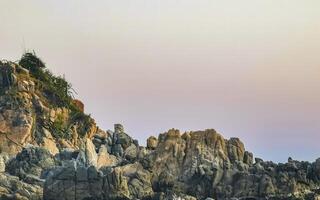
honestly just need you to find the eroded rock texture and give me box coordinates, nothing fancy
[1,56,320,200]
[43,128,320,200]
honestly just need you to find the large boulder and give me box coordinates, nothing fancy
[97,146,118,169]
[44,162,104,200]
[114,124,133,146]
[147,136,158,150]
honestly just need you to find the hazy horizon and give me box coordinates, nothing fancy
[1,0,320,162]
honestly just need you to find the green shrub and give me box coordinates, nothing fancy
[17,52,93,139]
[40,72,74,107]
[19,52,75,107]
[19,52,45,73]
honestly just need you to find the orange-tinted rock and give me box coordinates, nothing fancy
[72,99,84,112]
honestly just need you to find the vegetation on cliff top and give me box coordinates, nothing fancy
[19,52,74,108]
[1,52,94,139]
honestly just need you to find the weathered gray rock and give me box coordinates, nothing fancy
[147,136,158,150]
[44,161,155,200]
[84,138,98,167]
[0,173,42,200]
[112,143,124,157]
[44,163,104,200]
[97,145,118,169]
[6,146,55,184]
[243,151,253,165]
[124,143,138,161]
[227,137,245,162]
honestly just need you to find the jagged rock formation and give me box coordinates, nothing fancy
[43,127,320,200]
[1,54,320,200]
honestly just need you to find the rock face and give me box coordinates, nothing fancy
[1,56,320,200]
[44,161,153,200]
[142,129,252,199]
[6,146,55,185]
[42,127,320,200]
[0,60,100,156]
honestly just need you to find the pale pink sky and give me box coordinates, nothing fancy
[1,0,320,162]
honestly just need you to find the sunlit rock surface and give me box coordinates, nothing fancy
[1,56,320,200]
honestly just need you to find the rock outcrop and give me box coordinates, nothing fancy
[0,59,100,157]
[42,127,320,200]
[1,55,320,200]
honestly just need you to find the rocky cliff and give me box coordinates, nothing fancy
[0,54,320,200]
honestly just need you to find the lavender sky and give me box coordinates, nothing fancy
[1,0,320,162]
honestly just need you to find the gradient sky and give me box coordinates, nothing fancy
[1,0,320,162]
